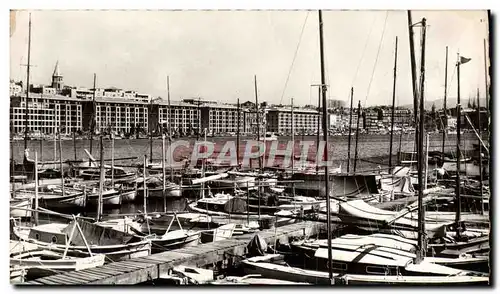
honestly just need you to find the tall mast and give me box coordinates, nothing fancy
[407,11,419,133]
[353,100,361,173]
[318,10,333,283]
[97,135,104,222]
[346,87,354,173]
[388,36,399,173]
[237,98,241,167]
[89,73,96,166]
[316,86,321,174]
[149,99,153,163]
[416,17,427,263]
[59,131,65,199]
[455,52,462,236]
[24,13,32,151]
[167,76,173,182]
[483,38,489,130]
[442,46,448,162]
[291,97,294,174]
[254,75,262,171]
[477,88,484,215]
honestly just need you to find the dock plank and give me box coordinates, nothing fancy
[64,272,99,283]
[42,274,80,285]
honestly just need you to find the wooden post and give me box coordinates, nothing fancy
[34,152,39,225]
[389,36,399,173]
[97,135,104,222]
[40,138,43,162]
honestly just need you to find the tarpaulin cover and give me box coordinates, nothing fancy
[246,234,267,257]
[224,198,247,213]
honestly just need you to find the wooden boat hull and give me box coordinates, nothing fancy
[137,186,182,199]
[120,189,137,203]
[10,198,32,218]
[285,173,379,198]
[10,251,106,280]
[86,193,122,208]
[150,232,200,254]
[242,255,334,285]
[340,274,489,285]
[40,193,86,210]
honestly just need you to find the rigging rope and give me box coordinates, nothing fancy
[364,11,389,108]
[279,11,310,105]
[350,14,378,87]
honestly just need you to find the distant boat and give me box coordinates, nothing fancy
[259,132,278,141]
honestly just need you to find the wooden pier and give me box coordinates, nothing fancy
[20,221,324,285]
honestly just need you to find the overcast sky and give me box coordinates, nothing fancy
[10,10,489,107]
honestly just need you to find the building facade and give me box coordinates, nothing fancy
[266,107,321,135]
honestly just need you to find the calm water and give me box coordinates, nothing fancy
[12,132,483,167]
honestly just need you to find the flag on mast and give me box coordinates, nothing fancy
[458,56,471,65]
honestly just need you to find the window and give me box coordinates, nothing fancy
[366,266,388,275]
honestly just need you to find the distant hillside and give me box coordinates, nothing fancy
[401,98,488,111]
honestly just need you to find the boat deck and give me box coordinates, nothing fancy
[19,221,323,285]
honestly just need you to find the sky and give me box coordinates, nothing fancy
[9,10,489,108]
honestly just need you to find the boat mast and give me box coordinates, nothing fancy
[416,17,427,263]
[316,86,321,174]
[483,38,489,132]
[237,98,241,167]
[455,52,462,238]
[291,98,295,196]
[59,130,65,199]
[442,46,449,162]
[407,11,419,153]
[162,133,166,212]
[97,135,104,222]
[111,133,115,186]
[318,10,333,283]
[34,152,39,225]
[353,100,361,173]
[149,99,153,163]
[167,76,173,182]
[347,87,354,173]
[89,73,96,166]
[477,88,484,215]
[388,36,399,173]
[24,13,32,151]
[254,75,262,171]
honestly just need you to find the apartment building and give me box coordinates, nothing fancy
[266,107,321,135]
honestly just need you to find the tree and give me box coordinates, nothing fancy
[468,99,472,109]
[472,99,477,109]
